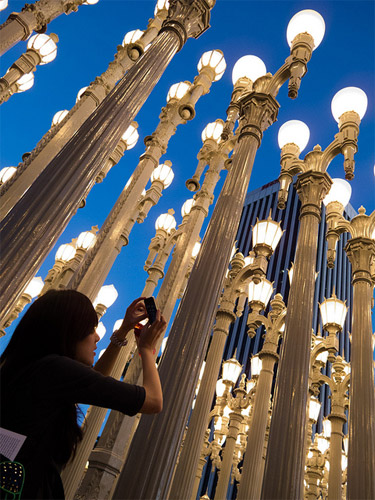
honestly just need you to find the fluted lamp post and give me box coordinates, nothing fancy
[323,194,375,499]
[263,85,367,499]
[93,284,118,320]
[0,33,58,104]
[137,162,174,222]
[0,0,215,319]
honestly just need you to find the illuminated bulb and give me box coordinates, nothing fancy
[216,379,226,397]
[278,120,310,152]
[93,284,118,308]
[155,211,176,233]
[16,72,34,92]
[122,29,144,46]
[287,10,325,49]
[248,279,274,309]
[197,50,226,81]
[0,0,8,11]
[167,81,190,102]
[52,110,69,126]
[76,86,88,102]
[232,55,267,85]
[331,87,368,122]
[323,178,352,208]
[121,122,139,149]
[181,198,195,217]
[55,243,76,262]
[222,356,242,385]
[154,0,169,15]
[27,33,58,64]
[192,242,201,258]
[96,322,106,340]
[151,163,174,188]
[0,167,17,184]
[201,119,224,143]
[76,230,96,250]
[23,276,44,298]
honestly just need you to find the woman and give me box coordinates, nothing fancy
[0,289,166,499]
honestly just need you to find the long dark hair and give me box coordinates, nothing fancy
[1,289,98,462]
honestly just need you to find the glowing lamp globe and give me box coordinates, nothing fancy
[23,276,44,298]
[122,29,144,46]
[198,50,226,81]
[222,357,242,385]
[96,322,106,340]
[0,0,8,11]
[316,435,329,454]
[278,120,310,152]
[16,72,34,92]
[192,242,201,258]
[316,350,329,364]
[320,294,347,331]
[83,0,99,4]
[27,33,58,64]
[0,166,17,184]
[94,284,118,308]
[155,212,176,233]
[113,319,123,332]
[251,356,262,376]
[52,110,69,126]
[201,119,224,143]
[121,122,139,149]
[215,379,226,397]
[76,86,88,102]
[154,0,169,15]
[331,87,368,122]
[342,454,348,471]
[287,10,325,50]
[151,163,174,188]
[309,397,321,421]
[252,216,283,251]
[232,55,267,85]
[55,243,76,262]
[167,81,190,102]
[323,418,331,438]
[181,198,195,217]
[323,178,352,208]
[76,230,96,250]
[248,279,273,309]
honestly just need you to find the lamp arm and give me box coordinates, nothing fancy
[247,311,271,331]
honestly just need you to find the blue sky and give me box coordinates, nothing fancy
[1,0,374,360]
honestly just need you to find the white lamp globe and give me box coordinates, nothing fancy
[232,55,267,85]
[121,122,139,149]
[76,230,97,250]
[27,33,58,64]
[167,81,190,102]
[155,211,176,233]
[96,322,106,340]
[287,10,325,50]
[0,0,8,11]
[23,276,44,298]
[55,243,76,262]
[331,87,368,122]
[201,119,224,143]
[323,178,352,208]
[192,242,201,258]
[278,120,310,152]
[151,163,174,188]
[83,0,99,4]
[154,0,169,15]
[16,72,34,92]
[94,284,118,308]
[113,319,123,332]
[181,198,195,217]
[76,86,88,102]
[52,110,69,126]
[122,29,144,47]
[0,166,17,184]
[197,50,226,81]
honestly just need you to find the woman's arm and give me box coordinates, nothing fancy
[93,297,147,376]
[137,311,166,414]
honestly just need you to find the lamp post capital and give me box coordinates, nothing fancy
[295,170,332,221]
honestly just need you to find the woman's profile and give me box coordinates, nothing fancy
[0,289,166,499]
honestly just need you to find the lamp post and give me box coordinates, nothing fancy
[66,52,224,302]
[93,284,118,319]
[0,0,214,319]
[0,5,169,220]
[0,33,58,104]
[0,0,98,56]
[171,215,282,500]
[262,85,366,499]
[165,11,320,492]
[323,193,375,498]
[237,293,286,500]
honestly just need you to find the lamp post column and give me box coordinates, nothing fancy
[112,91,279,500]
[345,235,375,499]
[261,171,332,499]
[0,0,213,319]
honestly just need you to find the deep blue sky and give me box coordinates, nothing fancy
[1,0,374,359]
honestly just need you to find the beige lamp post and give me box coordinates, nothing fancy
[0,276,44,336]
[171,216,282,500]
[122,10,321,498]
[304,439,325,500]
[237,293,286,500]
[66,53,224,302]
[0,0,215,319]
[323,195,375,499]
[262,85,367,499]
[0,0,97,56]
[0,5,169,220]
[0,33,58,104]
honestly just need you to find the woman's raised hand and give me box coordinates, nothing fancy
[118,297,148,335]
[136,310,167,353]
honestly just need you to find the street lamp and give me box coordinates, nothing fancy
[52,110,69,126]
[93,284,118,319]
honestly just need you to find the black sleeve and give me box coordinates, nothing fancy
[35,355,145,416]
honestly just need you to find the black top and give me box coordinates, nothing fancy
[1,354,145,499]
